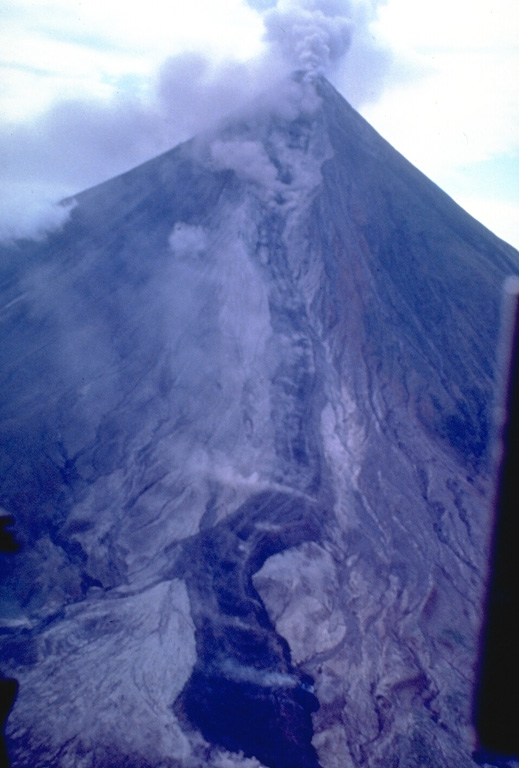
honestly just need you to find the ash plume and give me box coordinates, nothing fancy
[263,0,386,76]
[0,0,389,242]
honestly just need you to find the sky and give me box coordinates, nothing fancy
[0,0,518,247]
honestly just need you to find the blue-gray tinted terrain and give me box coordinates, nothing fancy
[0,75,518,768]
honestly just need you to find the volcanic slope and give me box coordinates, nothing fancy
[1,75,518,768]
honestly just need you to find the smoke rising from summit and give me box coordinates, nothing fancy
[1,1,517,248]
[263,0,385,76]
[0,1,391,242]
[264,1,353,75]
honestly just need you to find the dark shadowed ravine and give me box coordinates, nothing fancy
[174,492,323,768]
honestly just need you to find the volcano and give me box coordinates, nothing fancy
[0,75,518,768]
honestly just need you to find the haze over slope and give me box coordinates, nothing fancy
[0,75,518,768]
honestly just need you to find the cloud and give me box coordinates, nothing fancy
[360,48,519,176]
[0,51,294,204]
[8,0,516,247]
[0,75,252,244]
[156,53,277,140]
[0,0,395,230]
[454,197,519,251]
[0,184,76,243]
[213,750,263,768]
[374,0,518,53]
[0,0,265,122]
[0,98,164,243]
